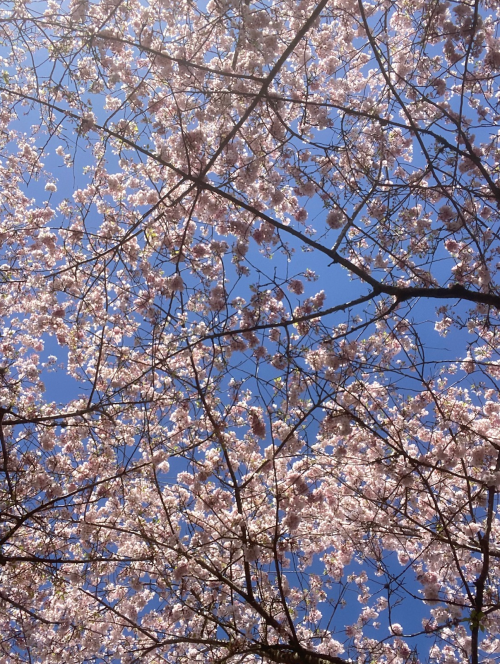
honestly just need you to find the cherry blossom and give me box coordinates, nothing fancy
[0,0,499,662]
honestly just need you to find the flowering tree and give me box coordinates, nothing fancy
[0,0,500,661]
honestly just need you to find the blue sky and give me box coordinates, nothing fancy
[0,2,494,661]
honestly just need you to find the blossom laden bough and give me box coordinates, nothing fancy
[0,0,499,662]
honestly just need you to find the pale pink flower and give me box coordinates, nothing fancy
[295,208,308,223]
[169,273,184,293]
[326,209,344,229]
[249,408,266,438]
[461,353,475,374]
[288,279,304,295]
[438,205,455,222]
[285,511,301,530]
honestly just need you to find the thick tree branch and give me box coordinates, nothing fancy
[258,645,347,664]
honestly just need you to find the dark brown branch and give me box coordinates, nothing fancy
[0,409,13,496]
[0,554,151,564]
[329,251,500,309]
[79,588,160,643]
[356,0,500,206]
[0,463,149,547]
[258,645,346,664]
[2,91,500,312]
[470,450,500,664]
[0,589,60,625]
[94,32,266,82]
[391,283,500,307]
[200,0,331,178]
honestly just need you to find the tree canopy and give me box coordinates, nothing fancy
[0,0,500,662]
